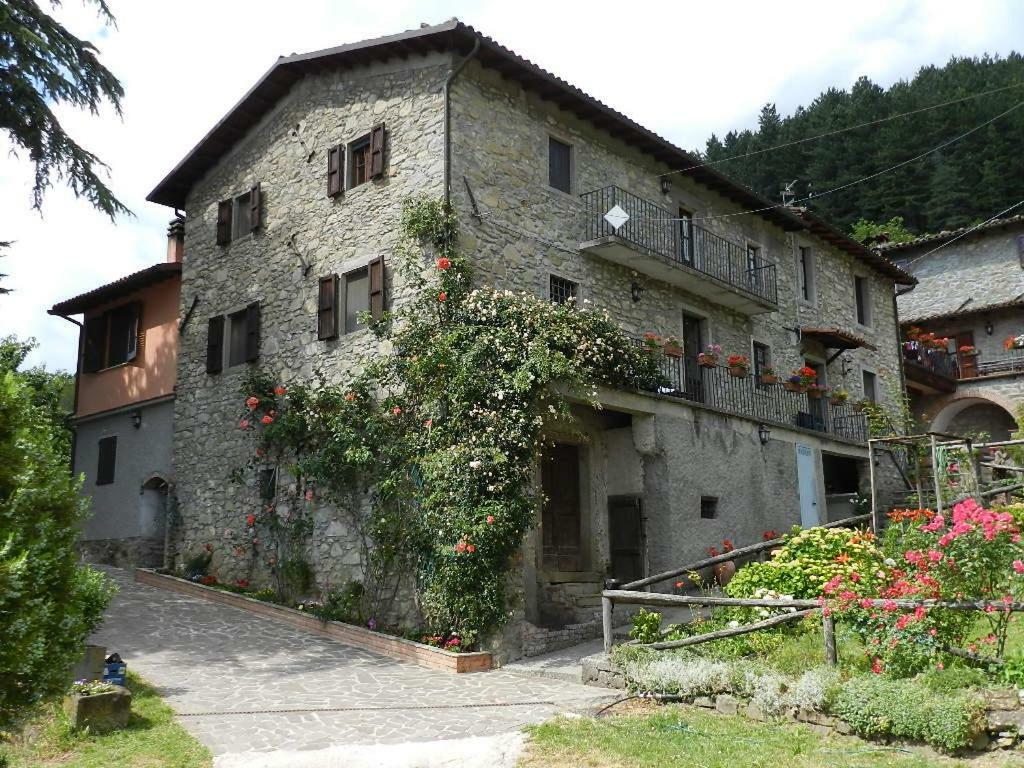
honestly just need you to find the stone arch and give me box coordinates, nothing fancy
[141,473,171,492]
[930,393,1018,440]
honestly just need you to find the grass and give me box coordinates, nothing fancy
[520,704,1024,768]
[0,672,211,768]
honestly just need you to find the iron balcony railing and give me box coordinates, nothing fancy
[976,349,1024,377]
[631,339,868,443]
[581,185,778,306]
[901,341,960,380]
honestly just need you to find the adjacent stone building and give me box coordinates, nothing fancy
[147,20,913,658]
[49,221,183,567]
[881,215,1024,440]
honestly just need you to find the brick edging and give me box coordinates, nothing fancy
[133,569,492,674]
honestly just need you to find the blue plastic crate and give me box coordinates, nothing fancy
[102,662,127,687]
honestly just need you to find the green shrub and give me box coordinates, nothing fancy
[629,608,663,644]
[918,665,991,694]
[309,581,365,624]
[832,675,985,752]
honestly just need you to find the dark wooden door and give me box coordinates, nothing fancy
[681,313,705,403]
[956,331,977,378]
[608,496,644,584]
[542,443,582,571]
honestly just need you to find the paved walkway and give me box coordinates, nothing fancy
[91,568,616,766]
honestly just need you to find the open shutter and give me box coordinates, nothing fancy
[216,200,232,245]
[368,255,385,322]
[369,123,385,179]
[82,315,106,373]
[125,302,141,362]
[318,275,338,340]
[327,145,343,197]
[206,316,224,374]
[245,302,260,362]
[249,184,262,232]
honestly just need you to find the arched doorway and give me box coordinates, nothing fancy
[140,475,170,568]
[931,397,1018,441]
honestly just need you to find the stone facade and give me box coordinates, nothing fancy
[165,37,906,660]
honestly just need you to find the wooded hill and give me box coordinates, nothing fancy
[701,54,1024,237]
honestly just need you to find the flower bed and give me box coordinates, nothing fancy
[134,569,492,673]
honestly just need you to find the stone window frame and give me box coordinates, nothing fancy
[861,366,879,403]
[225,306,252,369]
[853,274,873,330]
[796,243,817,307]
[546,271,583,305]
[546,133,575,199]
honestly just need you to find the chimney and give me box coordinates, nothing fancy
[166,215,185,263]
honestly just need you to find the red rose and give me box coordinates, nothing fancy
[436,257,451,270]
[274,386,286,396]
[246,396,260,410]
[438,291,447,302]
[239,419,250,429]
[486,515,495,524]
[261,415,273,425]
[392,406,402,415]
[245,514,256,527]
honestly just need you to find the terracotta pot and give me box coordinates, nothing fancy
[807,388,823,399]
[698,357,718,369]
[760,374,778,385]
[713,560,737,587]
[852,402,865,413]
[829,396,847,407]
[727,366,748,378]
[664,343,683,358]
[783,381,805,393]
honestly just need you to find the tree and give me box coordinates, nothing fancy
[0,335,74,460]
[0,370,115,733]
[0,0,128,218]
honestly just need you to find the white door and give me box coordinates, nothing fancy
[796,444,819,528]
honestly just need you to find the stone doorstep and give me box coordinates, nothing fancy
[133,569,492,674]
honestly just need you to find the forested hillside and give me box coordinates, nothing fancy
[701,54,1024,237]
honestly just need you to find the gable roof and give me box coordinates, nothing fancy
[146,19,912,286]
[877,213,1024,254]
[49,263,181,316]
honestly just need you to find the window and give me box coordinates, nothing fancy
[216,184,261,245]
[753,342,770,388]
[349,136,370,188]
[205,303,259,374]
[344,268,370,333]
[700,496,718,519]
[798,246,815,302]
[678,208,694,263]
[549,275,578,304]
[82,303,140,372]
[855,276,871,326]
[96,436,117,486]
[862,369,878,402]
[259,467,277,501]
[747,244,761,273]
[548,137,572,194]
[227,309,250,367]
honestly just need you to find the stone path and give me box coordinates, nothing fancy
[91,568,616,765]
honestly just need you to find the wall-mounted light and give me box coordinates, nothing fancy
[985,318,994,335]
[757,423,771,445]
[131,409,142,429]
[659,176,672,195]
[630,281,645,303]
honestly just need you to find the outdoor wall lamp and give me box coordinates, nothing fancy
[985,318,994,335]
[630,281,645,302]
[758,423,771,445]
[131,409,142,429]
[659,176,672,195]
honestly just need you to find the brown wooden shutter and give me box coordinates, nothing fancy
[368,255,385,321]
[216,200,232,245]
[245,302,260,362]
[125,302,141,362]
[327,145,343,197]
[249,184,262,232]
[369,124,385,179]
[1017,234,1024,267]
[82,315,106,373]
[318,275,338,340]
[206,315,224,374]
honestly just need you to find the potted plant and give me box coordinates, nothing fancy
[806,383,827,399]
[663,335,683,358]
[829,387,849,406]
[1005,335,1024,351]
[959,344,978,357]
[697,343,722,368]
[726,354,750,378]
[641,332,663,353]
[852,398,868,413]
[709,540,736,586]
[784,366,816,393]
[759,365,778,385]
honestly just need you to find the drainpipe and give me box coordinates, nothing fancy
[443,36,480,205]
[891,286,913,433]
[52,312,83,474]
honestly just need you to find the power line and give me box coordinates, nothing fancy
[662,81,1024,179]
[900,199,1024,269]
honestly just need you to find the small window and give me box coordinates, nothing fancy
[798,246,815,302]
[350,136,371,189]
[232,190,252,236]
[548,137,572,194]
[96,436,117,486]
[753,342,770,387]
[700,496,718,520]
[216,185,261,245]
[862,370,878,402]
[549,275,578,305]
[855,276,871,326]
[227,309,250,367]
[259,467,277,502]
[344,268,370,333]
[678,208,694,263]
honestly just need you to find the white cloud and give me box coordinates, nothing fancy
[2,0,1021,370]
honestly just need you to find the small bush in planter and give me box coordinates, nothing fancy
[829,387,849,406]
[759,366,778,384]
[697,343,722,367]
[726,355,750,378]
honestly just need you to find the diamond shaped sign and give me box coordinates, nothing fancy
[603,204,629,231]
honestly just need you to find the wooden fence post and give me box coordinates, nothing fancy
[822,613,838,666]
[602,595,613,654]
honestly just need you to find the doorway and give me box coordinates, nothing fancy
[956,331,977,378]
[542,443,583,572]
[796,444,820,528]
[681,312,705,403]
[608,496,645,584]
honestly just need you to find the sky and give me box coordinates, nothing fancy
[2,0,1023,371]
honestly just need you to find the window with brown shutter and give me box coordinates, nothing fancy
[249,184,261,231]
[81,303,141,372]
[368,255,385,322]
[350,136,370,188]
[216,200,232,245]
[370,123,385,179]
[245,302,260,362]
[216,186,262,244]
[83,315,106,373]
[327,145,343,197]
[206,315,225,374]
[96,436,117,486]
[318,275,339,340]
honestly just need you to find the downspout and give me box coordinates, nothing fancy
[892,285,913,434]
[443,36,480,205]
[52,312,83,475]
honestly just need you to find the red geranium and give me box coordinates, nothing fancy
[436,257,451,270]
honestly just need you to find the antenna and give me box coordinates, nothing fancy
[780,179,798,206]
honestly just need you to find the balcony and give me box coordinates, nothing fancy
[631,340,868,444]
[973,349,1024,378]
[580,186,778,314]
[902,341,959,394]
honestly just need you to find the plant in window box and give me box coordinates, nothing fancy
[663,335,683,358]
[697,343,722,368]
[726,354,750,378]
[905,326,923,341]
[784,366,816,393]
[959,344,979,357]
[829,387,850,406]
[1004,335,1024,351]
[641,331,663,353]
[806,383,827,399]
[851,398,869,413]
[759,365,778,385]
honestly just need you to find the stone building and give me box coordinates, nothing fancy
[881,215,1024,441]
[147,20,913,658]
[49,221,184,567]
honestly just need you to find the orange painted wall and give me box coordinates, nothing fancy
[76,276,180,417]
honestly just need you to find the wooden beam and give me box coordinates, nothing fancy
[639,609,816,650]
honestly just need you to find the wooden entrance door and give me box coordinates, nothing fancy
[608,496,644,584]
[542,443,582,571]
[681,312,705,403]
[956,331,977,378]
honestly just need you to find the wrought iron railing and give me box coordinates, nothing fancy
[581,185,778,306]
[901,341,960,380]
[630,339,867,443]
[976,349,1024,377]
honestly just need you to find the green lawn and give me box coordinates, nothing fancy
[1,672,211,768]
[520,705,1024,768]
